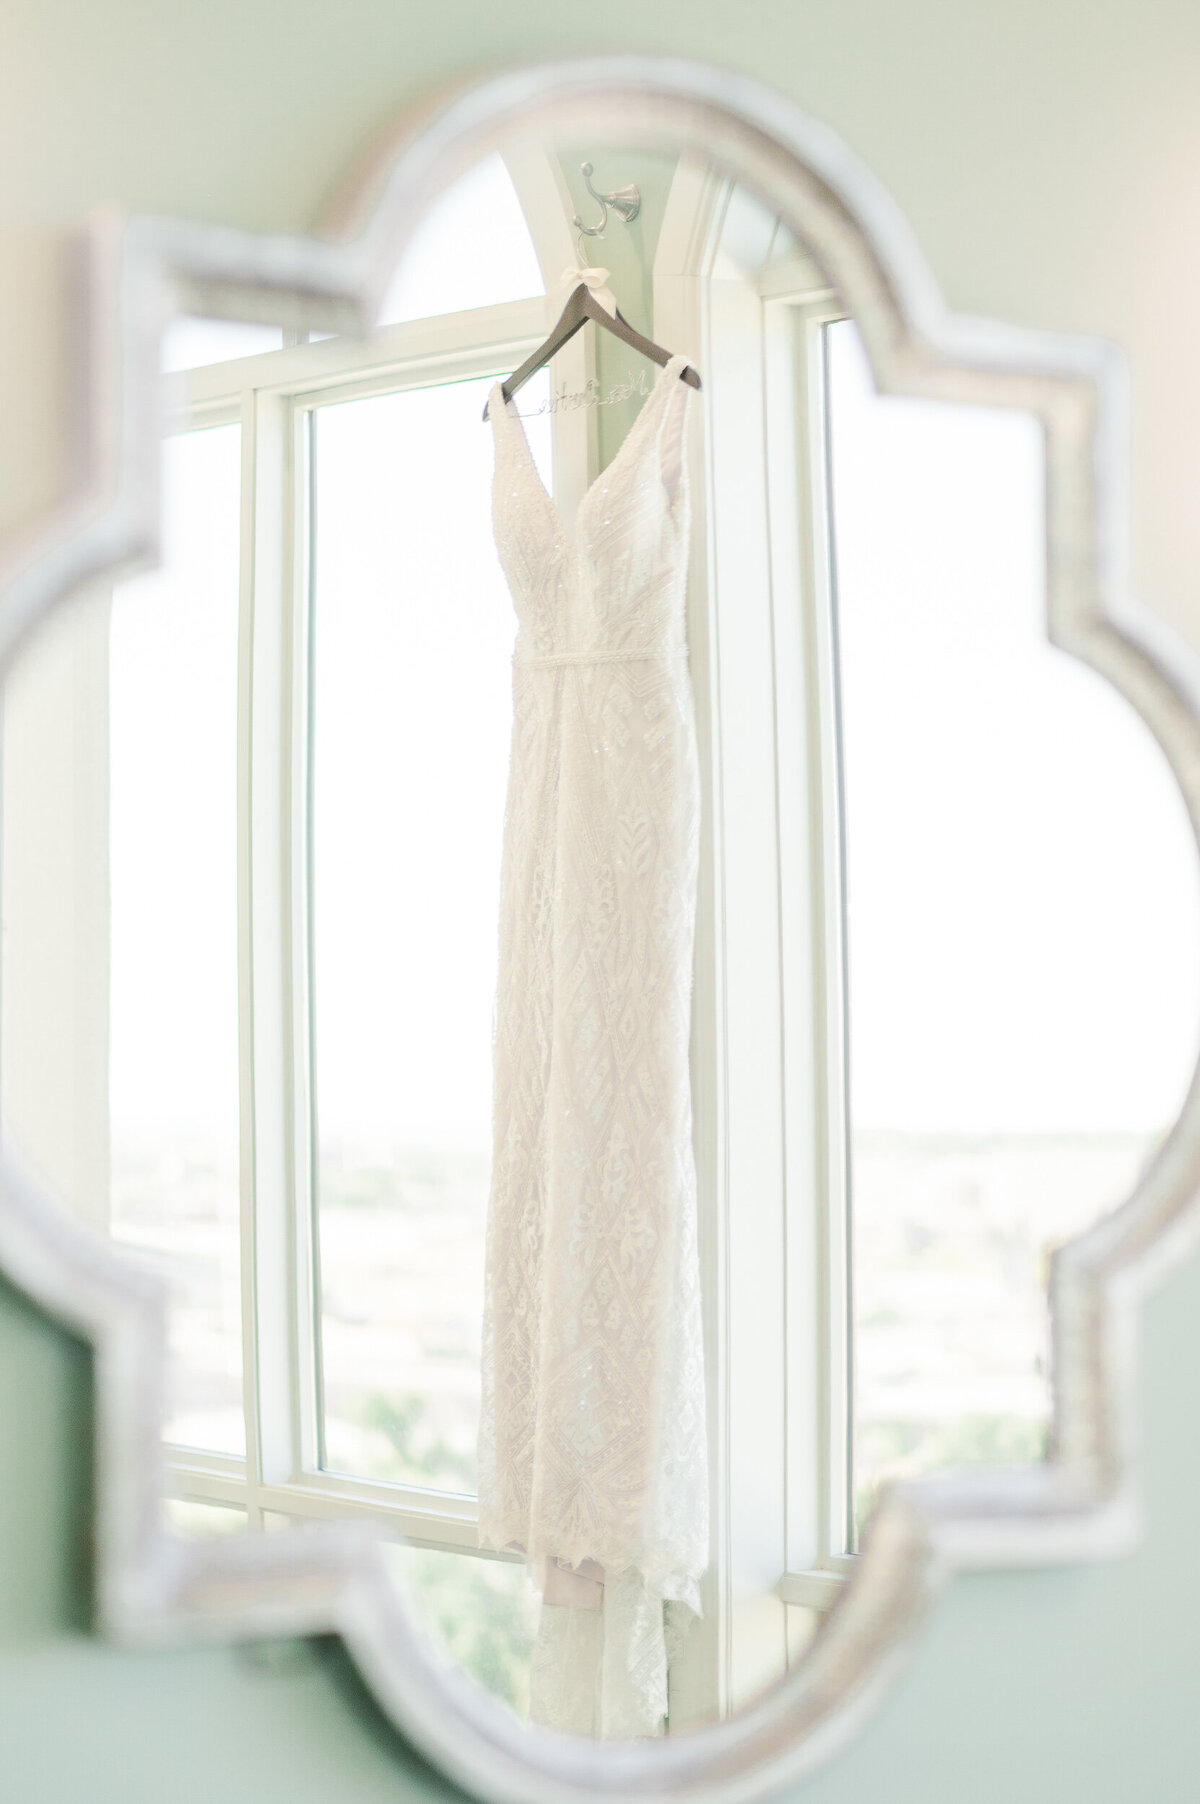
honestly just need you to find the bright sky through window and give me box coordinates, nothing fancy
[310,368,552,1491]
[826,318,1200,1523]
[827,319,1200,1138]
[379,153,545,324]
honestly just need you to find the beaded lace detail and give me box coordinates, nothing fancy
[479,357,708,1737]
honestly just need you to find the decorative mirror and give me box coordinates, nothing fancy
[1,53,1198,1800]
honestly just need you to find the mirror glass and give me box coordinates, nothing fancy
[3,117,1197,1740]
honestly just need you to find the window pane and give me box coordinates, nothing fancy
[824,319,1200,1532]
[378,155,544,325]
[110,424,244,1457]
[311,371,551,1493]
[384,1545,538,1718]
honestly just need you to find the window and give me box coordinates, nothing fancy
[115,208,557,1558]
[823,320,1199,1528]
[2,145,1196,1733]
[654,164,1199,1719]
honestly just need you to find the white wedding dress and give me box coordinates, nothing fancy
[478,355,709,1739]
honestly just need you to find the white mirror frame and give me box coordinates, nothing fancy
[2,52,1199,1804]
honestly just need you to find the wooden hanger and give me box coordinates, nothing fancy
[483,281,702,421]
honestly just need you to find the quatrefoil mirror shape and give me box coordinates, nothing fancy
[1,52,1199,1804]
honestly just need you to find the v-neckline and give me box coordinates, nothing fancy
[492,354,689,552]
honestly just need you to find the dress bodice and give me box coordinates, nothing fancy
[487,354,693,665]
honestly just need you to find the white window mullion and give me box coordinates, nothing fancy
[244,384,310,1502]
[768,299,823,1586]
[237,384,264,1506]
[810,316,853,1566]
[708,243,791,1720]
[290,399,324,1481]
[773,301,855,1579]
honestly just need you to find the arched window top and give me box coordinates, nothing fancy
[378,153,546,325]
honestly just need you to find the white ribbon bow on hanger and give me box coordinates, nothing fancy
[546,264,618,325]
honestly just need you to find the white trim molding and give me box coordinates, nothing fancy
[0,52,1197,1804]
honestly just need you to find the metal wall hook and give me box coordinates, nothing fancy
[571,160,642,248]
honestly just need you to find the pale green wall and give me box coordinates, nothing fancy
[3,2,1200,1798]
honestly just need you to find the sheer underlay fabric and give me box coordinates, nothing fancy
[479,357,708,1739]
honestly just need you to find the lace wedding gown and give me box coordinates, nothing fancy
[479,356,708,1739]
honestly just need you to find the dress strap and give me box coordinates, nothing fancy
[656,354,695,514]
